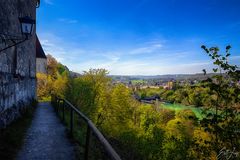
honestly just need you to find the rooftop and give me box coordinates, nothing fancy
[36,36,46,59]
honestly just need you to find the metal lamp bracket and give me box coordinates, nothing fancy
[0,34,28,53]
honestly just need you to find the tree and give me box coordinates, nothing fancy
[37,54,70,100]
[36,73,53,99]
[104,84,136,136]
[163,118,194,160]
[200,45,240,157]
[46,54,58,79]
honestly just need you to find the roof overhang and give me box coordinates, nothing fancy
[36,36,47,59]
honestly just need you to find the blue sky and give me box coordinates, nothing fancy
[37,0,240,75]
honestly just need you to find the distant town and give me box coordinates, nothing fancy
[110,73,217,89]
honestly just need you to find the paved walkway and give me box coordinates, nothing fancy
[17,102,75,160]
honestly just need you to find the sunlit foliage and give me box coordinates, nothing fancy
[38,45,240,159]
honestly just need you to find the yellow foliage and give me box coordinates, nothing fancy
[36,73,53,99]
[165,118,194,140]
[188,128,216,159]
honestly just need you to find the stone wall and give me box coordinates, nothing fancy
[0,0,39,128]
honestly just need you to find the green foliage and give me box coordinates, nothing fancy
[176,109,197,121]
[57,63,68,75]
[135,88,161,99]
[200,45,240,157]
[158,109,176,124]
[46,44,240,159]
[65,68,209,159]
[162,136,190,160]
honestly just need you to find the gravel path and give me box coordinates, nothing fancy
[16,102,75,160]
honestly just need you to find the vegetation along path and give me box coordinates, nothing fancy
[16,102,75,160]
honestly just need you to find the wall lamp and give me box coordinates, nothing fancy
[0,16,36,53]
[36,0,40,8]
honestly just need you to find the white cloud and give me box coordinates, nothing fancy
[41,39,55,48]
[68,58,214,75]
[38,33,70,62]
[38,32,218,75]
[110,61,213,75]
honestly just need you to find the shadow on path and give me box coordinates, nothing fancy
[17,102,75,160]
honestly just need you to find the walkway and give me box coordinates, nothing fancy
[17,102,75,160]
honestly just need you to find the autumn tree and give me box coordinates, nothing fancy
[37,54,69,100]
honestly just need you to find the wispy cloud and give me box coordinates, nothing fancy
[69,59,214,75]
[38,32,219,75]
[38,33,69,62]
[44,0,54,5]
[41,39,55,48]
[230,56,240,60]
[58,18,78,24]
[129,42,163,55]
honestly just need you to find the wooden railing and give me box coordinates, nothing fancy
[51,96,121,160]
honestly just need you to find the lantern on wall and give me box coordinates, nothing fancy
[19,16,36,38]
[0,16,36,52]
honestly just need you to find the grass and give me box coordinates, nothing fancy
[38,96,51,102]
[160,103,203,119]
[0,102,36,160]
[53,102,87,159]
[53,101,109,160]
[131,80,146,85]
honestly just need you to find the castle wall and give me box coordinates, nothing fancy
[0,0,38,128]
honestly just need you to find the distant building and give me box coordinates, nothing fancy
[36,36,47,73]
[163,81,174,90]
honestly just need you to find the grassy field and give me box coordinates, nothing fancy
[131,80,146,85]
[160,103,203,119]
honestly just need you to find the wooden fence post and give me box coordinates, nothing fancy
[84,125,91,160]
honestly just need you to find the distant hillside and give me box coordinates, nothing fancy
[110,73,219,81]
[69,71,82,78]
